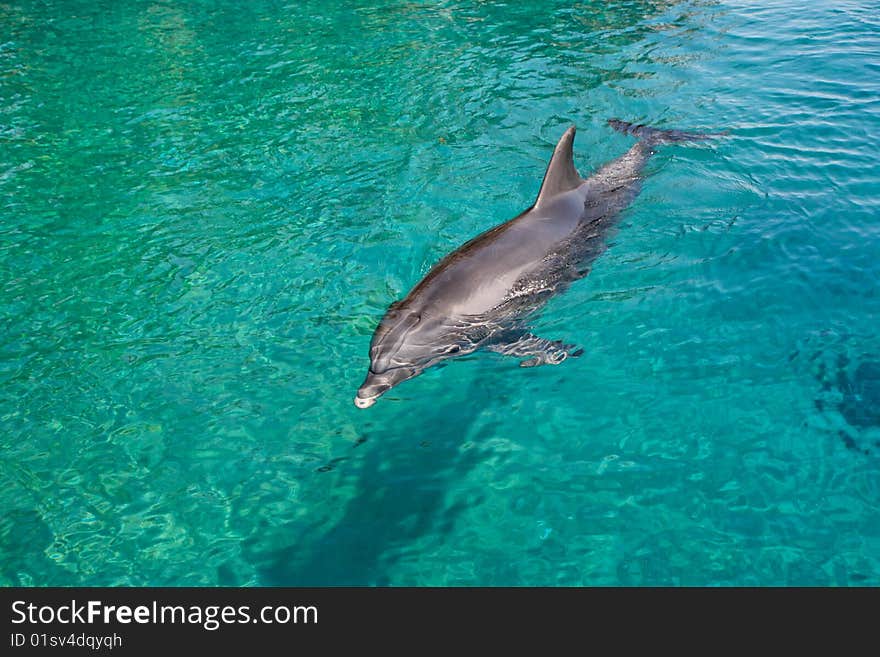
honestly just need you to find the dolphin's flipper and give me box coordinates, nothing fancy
[488,332,583,367]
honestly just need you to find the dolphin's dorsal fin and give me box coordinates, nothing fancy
[534,126,582,208]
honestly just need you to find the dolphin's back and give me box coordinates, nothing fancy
[402,134,660,320]
[406,188,590,317]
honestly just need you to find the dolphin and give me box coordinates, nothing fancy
[355,119,714,408]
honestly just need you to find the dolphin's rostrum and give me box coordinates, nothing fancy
[355,120,714,408]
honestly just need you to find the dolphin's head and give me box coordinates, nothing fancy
[354,301,466,409]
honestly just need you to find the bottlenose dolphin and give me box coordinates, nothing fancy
[355,119,713,408]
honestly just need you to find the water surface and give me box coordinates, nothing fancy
[2,0,879,585]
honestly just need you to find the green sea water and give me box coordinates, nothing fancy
[2,0,879,586]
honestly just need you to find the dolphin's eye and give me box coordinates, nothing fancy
[449,345,461,354]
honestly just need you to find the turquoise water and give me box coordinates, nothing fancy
[2,0,879,586]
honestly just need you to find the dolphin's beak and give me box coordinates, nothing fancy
[354,367,415,409]
[354,395,377,409]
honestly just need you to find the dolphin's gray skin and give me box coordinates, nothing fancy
[355,119,713,408]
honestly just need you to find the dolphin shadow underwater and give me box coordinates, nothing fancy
[356,119,718,408]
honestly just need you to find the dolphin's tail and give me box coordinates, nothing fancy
[607,118,719,145]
